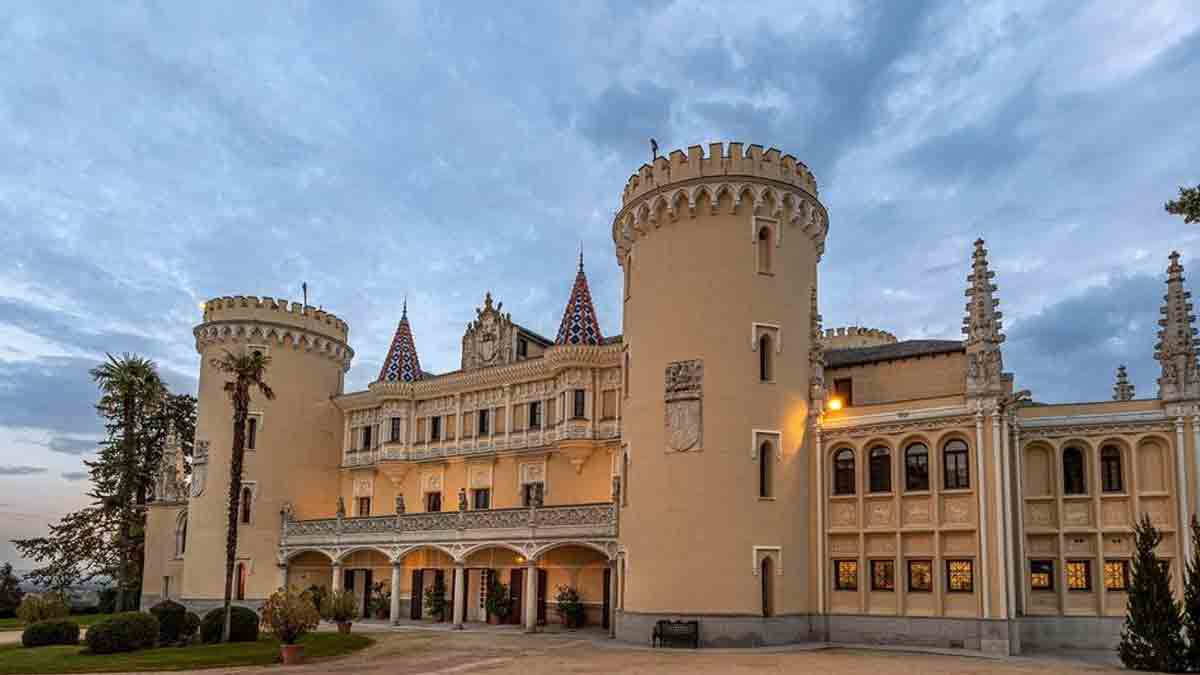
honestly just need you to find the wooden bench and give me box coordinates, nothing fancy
[652,619,699,648]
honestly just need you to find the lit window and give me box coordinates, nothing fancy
[1063,447,1086,494]
[1101,446,1123,493]
[869,447,891,493]
[871,560,895,591]
[1030,560,1054,590]
[908,560,932,592]
[943,439,969,489]
[833,378,853,407]
[835,560,858,591]
[1067,560,1092,591]
[1105,561,1129,591]
[946,560,974,592]
[833,449,855,495]
[905,443,929,491]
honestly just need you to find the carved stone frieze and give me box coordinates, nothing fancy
[664,359,703,452]
[1018,421,1174,441]
[820,415,975,440]
[462,293,516,371]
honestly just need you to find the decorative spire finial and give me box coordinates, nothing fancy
[378,303,423,383]
[963,238,1007,396]
[402,295,407,319]
[1113,365,1136,401]
[555,256,603,346]
[579,242,585,272]
[1156,251,1200,400]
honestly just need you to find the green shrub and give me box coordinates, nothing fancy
[21,619,80,647]
[149,600,187,644]
[200,606,259,644]
[15,594,70,624]
[85,612,159,654]
[319,590,359,623]
[180,611,201,645]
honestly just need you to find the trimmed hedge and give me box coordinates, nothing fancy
[200,606,259,644]
[21,619,80,647]
[149,600,187,644]
[181,611,201,644]
[85,612,159,654]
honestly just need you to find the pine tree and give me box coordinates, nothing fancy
[1166,184,1200,224]
[1185,516,1200,670]
[1119,514,1186,671]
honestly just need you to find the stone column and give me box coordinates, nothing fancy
[608,560,618,639]
[452,564,466,629]
[276,563,288,591]
[524,561,537,633]
[390,562,402,625]
[331,563,343,593]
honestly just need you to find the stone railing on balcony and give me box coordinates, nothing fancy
[340,420,621,467]
[280,502,618,561]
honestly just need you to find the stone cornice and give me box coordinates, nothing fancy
[820,413,976,441]
[194,319,354,371]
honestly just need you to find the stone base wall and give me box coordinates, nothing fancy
[615,611,811,647]
[818,614,1018,655]
[1016,616,1122,651]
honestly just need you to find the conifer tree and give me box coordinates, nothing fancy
[1184,516,1200,670]
[1119,514,1186,672]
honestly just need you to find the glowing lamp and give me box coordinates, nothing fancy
[827,397,844,412]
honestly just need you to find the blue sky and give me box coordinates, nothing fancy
[1,1,1198,563]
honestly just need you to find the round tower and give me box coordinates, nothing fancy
[613,142,828,645]
[180,296,353,608]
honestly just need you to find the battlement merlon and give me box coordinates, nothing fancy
[200,295,350,342]
[621,142,819,207]
[822,326,898,350]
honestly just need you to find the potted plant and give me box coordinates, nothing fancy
[319,589,358,634]
[261,586,320,665]
[485,580,511,625]
[423,576,448,622]
[554,585,585,629]
[368,582,390,620]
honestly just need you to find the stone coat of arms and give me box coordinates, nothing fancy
[665,359,703,452]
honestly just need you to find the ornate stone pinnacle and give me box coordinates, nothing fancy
[1113,365,1136,401]
[963,238,1006,396]
[1156,251,1200,400]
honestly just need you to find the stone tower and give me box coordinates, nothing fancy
[180,296,353,607]
[612,142,829,644]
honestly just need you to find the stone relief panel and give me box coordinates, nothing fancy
[866,535,896,555]
[1025,502,1055,528]
[866,500,894,528]
[352,478,374,498]
[461,293,516,371]
[1027,536,1057,556]
[831,502,857,528]
[829,535,858,555]
[1063,501,1092,527]
[1102,500,1130,527]
[941,496,973,525]
[1141,497,1171,526]
[664,360,702,452]
[1064,535,1094,555]
[421,471,442,494]
[902,498,931,527]
[519,460,545,486]
[942,532,975,555]
[902,533,933,555]
[469,464,493,490]
[1103,534,1132,556]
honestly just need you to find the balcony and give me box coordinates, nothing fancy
[280,502,618,556]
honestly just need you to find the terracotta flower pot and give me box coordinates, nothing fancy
[487,615,500,625]
[337,621,353,634]
[280,644,305,665]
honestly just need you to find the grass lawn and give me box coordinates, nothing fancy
[0,616,116,633]
[0,632,371,674]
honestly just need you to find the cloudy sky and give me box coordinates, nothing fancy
[1,1,1198,564]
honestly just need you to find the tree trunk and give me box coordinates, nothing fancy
[115,391,137,613]
[221,383,248,643]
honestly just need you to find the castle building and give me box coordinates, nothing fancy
[144,141,1200,654]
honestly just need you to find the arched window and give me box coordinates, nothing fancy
[175,513,188,557]
[759,334,773,382]
[943,439,970,489]
[760,556,774,617]
[1101,446,1123,493]
[905,443,930,491]
[759,442,773,498]
[757,226,773,274]
[868,447,891,493]
[833,449,855,495]
[1063,447,1087,494]
[235,562,247,600]
[240,486,253,524]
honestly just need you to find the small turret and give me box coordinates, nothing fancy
[1155,252,1200,401]
[1113,365,1136,401]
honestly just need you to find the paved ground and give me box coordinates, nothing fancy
[105,628,1124,675]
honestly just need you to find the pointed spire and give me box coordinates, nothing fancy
[1155,251,1200,400]
[1113,365,1136,401]
[963,238,1006,396]
[378,305,423,383]
[555,253,603,346]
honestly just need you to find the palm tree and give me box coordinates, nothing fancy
[213,349,274,642]
[89,353,165,612]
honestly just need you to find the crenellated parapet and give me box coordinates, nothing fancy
[822,326,898,351]
[612,141,829,264]
[195,295,354,370]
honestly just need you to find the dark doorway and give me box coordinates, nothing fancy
[537,569,548,625]
[362,569,373,619]
[509,568,524,625]
[602,568,611,630]
[410,569,423,620]
[434,569,447,622]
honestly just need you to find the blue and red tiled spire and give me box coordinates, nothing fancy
[555,251,603,346]
[378,300,423,382]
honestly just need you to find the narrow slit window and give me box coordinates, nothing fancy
[759,442,773,498]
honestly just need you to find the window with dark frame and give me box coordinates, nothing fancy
[478,409,490,436]
[425,491,442,512]
[357,496,371,516]
[833,449,855,495]
[390,416,402,442]
[908,560,933,592]
[758,334,772,382]
[573,389,586,418]
[757,226,772,274]
[1066,560,1092,591]
[361,425,372,450]
[1030,560,1054,590]
[871,560,895,591]
[759,442,773,498]
[517,338,529,358]
[522,482,543,507]
[529,401,542,429]
[247,417,258,450]
[472,488,490,510]
[946,559,974,592]
[905,443,930,491]
[240,487,252,524]
[1104,560,1130,591]
[869,447,891,493]
[1063,447,1086,494]
[1101,446,1123,493]
[834,560,858,591]
[430,416,442,441]
[943,439,969,489]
